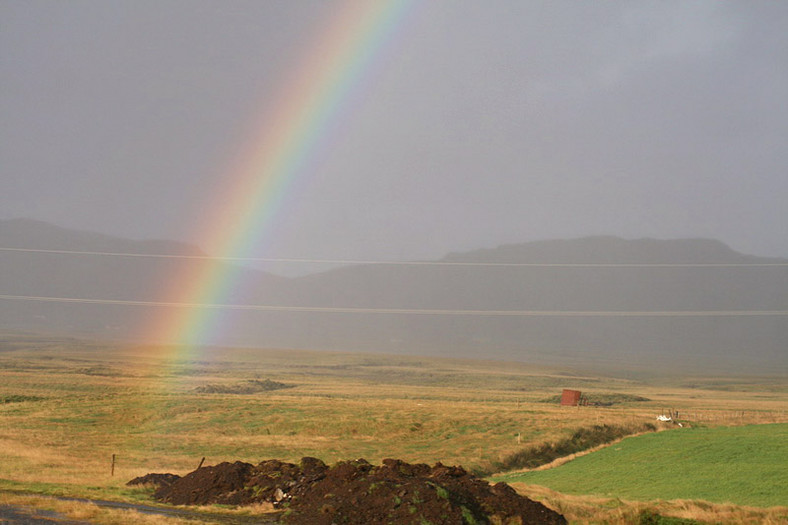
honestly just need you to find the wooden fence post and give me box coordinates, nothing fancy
[111,454,116,477]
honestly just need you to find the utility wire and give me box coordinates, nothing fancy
[1,294,786,317]
[4,248,785,316]
[2,247,787,268]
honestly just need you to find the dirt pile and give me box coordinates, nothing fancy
[153,457,565,524]
[126,473,181,488]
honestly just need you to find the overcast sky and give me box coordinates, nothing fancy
[2,1,787,274]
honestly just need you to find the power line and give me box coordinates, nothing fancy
[2,247,787,268]
[2,294,787,317]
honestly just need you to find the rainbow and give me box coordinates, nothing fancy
[148,1,415,349]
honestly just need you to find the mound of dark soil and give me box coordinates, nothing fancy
[194,379,293,394]
[154,457,565,524]
[126,473,181,488]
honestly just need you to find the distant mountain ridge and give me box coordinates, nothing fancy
[1,219,786,373]
[0,218,204,256]
[442,236,784,264]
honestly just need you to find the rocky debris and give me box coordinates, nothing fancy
[152,457,565,524]
[126,473,181,488]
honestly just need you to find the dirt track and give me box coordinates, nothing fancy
[0,503,89,524]
[0,495,276,525]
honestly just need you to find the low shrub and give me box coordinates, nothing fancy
[541,393,651,406]
[194,379,293,394]
[1,394,44,403]
[492,423,655,473]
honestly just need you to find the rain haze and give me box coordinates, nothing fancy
[3,5,788,517]
[2,1,788,274]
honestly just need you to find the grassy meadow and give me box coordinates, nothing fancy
[495,423,788,507]
[1,333,787,523]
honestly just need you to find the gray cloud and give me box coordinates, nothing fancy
[2,1,786,273]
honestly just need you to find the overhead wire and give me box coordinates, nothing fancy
[1,294,786,317]
[2,245,786,317]
[2,247,787,267]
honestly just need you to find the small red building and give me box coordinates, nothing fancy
[560,389,582,406]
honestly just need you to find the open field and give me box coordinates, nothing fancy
[1,333,787,523]
[495,424,788,507]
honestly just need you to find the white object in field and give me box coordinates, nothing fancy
[656,415,672,422]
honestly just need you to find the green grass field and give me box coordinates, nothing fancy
[496,423,788,508]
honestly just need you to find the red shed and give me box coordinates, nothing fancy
[560,389,582,406]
